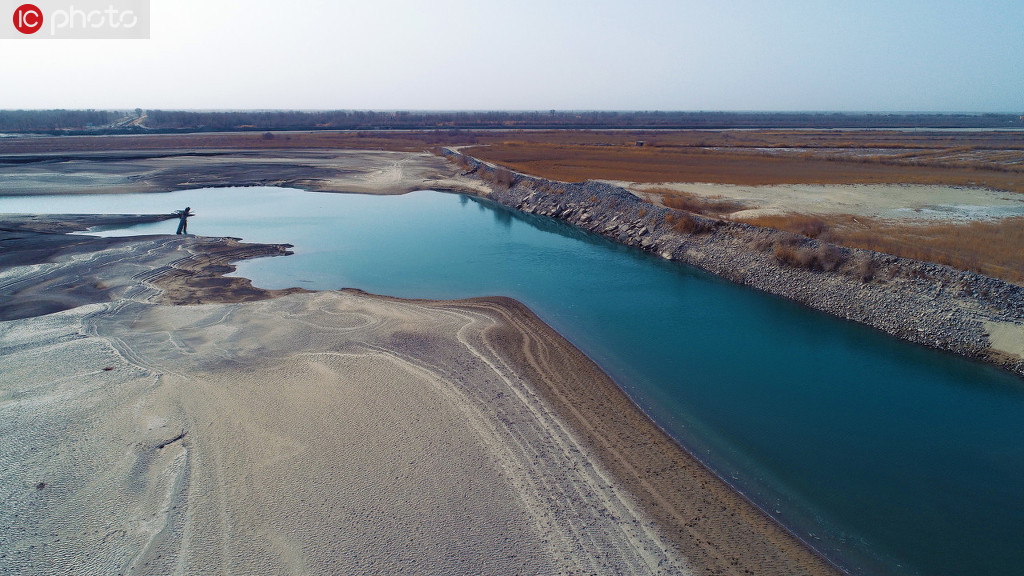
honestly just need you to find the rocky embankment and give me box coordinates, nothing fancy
[442,148,1024,377]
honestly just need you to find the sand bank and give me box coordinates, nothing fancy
[0,216,840,575]
[0,293,676,574]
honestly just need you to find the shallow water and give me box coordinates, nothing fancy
[3,187,1023,576]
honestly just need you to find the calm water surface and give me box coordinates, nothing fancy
[3,187,1023,576]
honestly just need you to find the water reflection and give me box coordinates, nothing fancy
[465,195,611,246]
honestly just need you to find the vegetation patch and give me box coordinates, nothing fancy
[748,213,1024,285]
[772,240,848,272]
[464,131,1024,193]
[658,191,747,218]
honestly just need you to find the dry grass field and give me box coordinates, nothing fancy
[463,133,1024,193]
[744,213,1024,284]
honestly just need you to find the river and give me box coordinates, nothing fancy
[2,187,1023,576]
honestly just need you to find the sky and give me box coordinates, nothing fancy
[1,0,1022,112]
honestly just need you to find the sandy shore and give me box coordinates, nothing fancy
[0,215,841,575]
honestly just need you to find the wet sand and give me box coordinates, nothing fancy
[0,215,300,320]
[0,215,842,575]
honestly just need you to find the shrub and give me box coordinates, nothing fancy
[664,210,715,235]
[746,214,830,239]
[478,165,517,188]
[852,257,879,282]
[773,241,847,272]
[660,192,745,217]
[672,212,699,234]
[816,244,847,271]
[493,167,516,188]
[795,218,828,239]
[773,243,809,268]
[445,153,476,172]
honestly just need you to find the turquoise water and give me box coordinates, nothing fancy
[3,187,1024,575]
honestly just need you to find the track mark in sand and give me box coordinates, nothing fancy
[125,443,192,575]
[293,307,690,576]
[464,299,843,576]
[440,304,691,575]
[363,158,406,187]
[499,302,737,570]
[453,303,691,575]
[263,528,309,576]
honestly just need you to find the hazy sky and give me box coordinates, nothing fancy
[2,0,1022,111]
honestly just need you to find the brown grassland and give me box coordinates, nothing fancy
[660,190,747,217]
[744,213,1024,285]
[462,137,1024,193]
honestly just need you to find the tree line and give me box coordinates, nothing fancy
[0,109,123,132]
[2,109,1022,134]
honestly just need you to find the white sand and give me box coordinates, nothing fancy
[0,292,689,575]
[984,320,1024,360]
